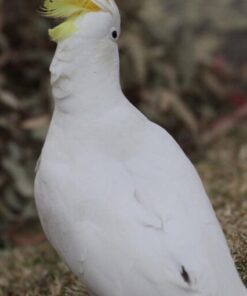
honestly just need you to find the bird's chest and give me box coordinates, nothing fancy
[35,151,132,228]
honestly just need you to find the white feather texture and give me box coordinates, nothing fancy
[35,1,247,295]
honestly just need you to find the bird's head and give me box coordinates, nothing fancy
[43,0,120,43]
[43,0,122,111]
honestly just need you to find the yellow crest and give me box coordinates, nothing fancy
[42,0,101,42]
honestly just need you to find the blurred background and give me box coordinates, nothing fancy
[0,0,246,292]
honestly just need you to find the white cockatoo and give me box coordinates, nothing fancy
[35,0,247,295]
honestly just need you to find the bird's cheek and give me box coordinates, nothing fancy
[96,40,116,64]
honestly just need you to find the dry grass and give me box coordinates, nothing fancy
[0,123,246,295]
[0,243,87,296]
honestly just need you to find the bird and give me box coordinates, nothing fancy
[35,0,247,295]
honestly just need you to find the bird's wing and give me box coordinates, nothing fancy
[113,120,245,296]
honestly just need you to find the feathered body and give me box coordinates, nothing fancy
[35,1,247,295]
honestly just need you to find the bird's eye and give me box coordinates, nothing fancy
[111,30,118,40]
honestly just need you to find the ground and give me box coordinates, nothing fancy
[0,122,246,296]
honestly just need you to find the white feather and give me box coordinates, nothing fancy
[35,2,247,295]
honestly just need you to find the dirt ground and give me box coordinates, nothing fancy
[0,122,246,296]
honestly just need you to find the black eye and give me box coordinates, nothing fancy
[112,30,118,39]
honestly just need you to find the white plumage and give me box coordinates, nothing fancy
[35,0,247,295]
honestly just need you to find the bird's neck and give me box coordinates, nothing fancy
[50,40,123,121]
